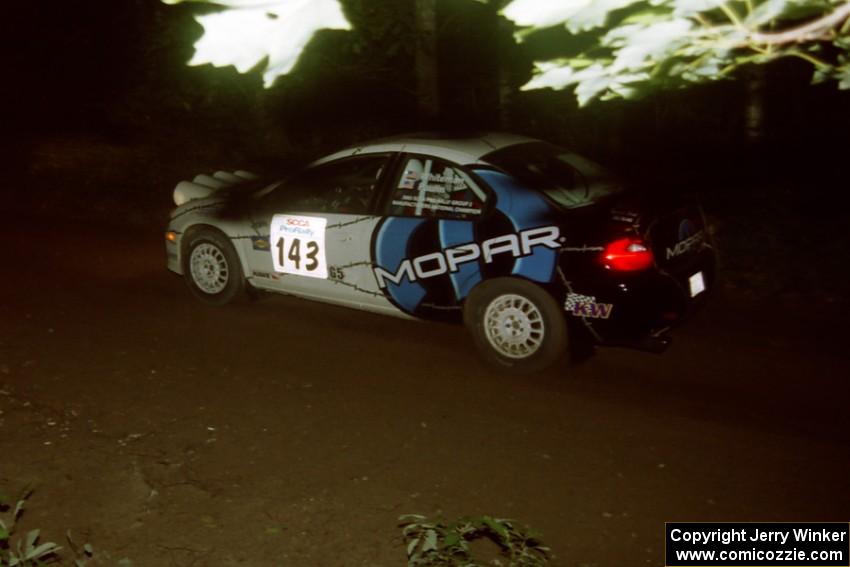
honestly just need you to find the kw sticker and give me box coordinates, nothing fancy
[564,293,614,319]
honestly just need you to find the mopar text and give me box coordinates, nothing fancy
[666,230,704,260]
[374,226,560,289]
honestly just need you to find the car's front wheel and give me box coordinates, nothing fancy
[464,278,568,374]
[183,228,246,305]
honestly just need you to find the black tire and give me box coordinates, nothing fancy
[183,228,246,305]
[463,278,568,374]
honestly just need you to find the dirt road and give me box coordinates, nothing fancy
[2,217,849,566]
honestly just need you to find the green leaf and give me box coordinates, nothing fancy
[684,57,723,80]
[66,529,81,554]
[422,530,438,552]
[24,529,39,554]
[673,0,727,17]
[565,0,647,32]
[503,0,643,32]
[442,530,461,548]
[557,63,601,101]
[778,0,838,22]
[811,65,831,83]
[522,61,578,90]
[172,0,351,88]
[576,71,615,105]
[503,0,592,28]
[605,19,694,71]
[745,0,791,26]
[622,6,677,25]
[482,516,511,543]
[838,65,850,89]
[13,500,26,520]
[568,57,598,69]
[27,541,60,561]
[834,35,850,50]
[406,536,420,558]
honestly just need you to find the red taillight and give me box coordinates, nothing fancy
[601,238,654,271]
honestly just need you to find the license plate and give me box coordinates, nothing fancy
[689,272,706,297]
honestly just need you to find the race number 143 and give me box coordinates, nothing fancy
[270,214,328,279]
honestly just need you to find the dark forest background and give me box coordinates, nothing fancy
[4,0,849,299]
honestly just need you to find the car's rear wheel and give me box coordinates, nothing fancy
[464,278,567,374]
[184,229,246,305]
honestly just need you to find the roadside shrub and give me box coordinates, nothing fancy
[0,489,60,567]
[0,489,94,567]
[399,514,549,566]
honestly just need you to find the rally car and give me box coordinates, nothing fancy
[165,132,715,373]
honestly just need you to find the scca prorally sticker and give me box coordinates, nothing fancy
[270,214,327,279]
[564,293,613,319]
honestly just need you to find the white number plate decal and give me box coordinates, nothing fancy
[270,214,328,279]
[689,271,706,297]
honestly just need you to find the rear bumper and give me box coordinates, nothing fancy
[563,247,715,350]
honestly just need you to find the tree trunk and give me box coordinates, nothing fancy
[414,0,439,122]
[745,66,766,145]
[496,16,513,130]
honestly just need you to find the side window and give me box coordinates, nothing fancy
[388,156,488,219]
[271,155,388,214]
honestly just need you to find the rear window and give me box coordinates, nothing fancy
[483,142,622,210]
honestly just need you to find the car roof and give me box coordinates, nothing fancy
[313,132,539,166]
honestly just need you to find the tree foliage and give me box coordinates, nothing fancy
[505,0,850,104]
[162,0,850,105]
[161,0,351,87]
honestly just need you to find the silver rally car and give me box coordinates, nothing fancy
[165,132,714,373]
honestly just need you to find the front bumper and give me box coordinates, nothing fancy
[165,230,183,275]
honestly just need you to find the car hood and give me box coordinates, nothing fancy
[170,194,228,218]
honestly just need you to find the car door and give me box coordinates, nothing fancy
[371,154,492,318]
[246,154,400,313]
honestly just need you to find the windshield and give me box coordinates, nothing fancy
[482,142,623,210]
